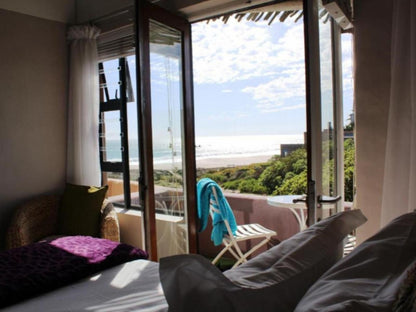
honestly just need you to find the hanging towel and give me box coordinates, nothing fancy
[197,178,237,246]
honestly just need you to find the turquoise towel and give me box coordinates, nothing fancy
[197,178,237,246]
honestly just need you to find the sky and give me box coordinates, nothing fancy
[191,15,353,137]
[102,15,354,142]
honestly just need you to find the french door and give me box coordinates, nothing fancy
[136,1,197,260]
[134,0,347,260]
[304,0,345,225]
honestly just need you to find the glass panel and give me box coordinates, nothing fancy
[99,59,125,207]
[149,19,188,259]
[126,55,141,209]
[101,110,122,162]
[101,59,121,100]
[99,56,145,251]
[319,11,336,199]
[106,171,125,201]
[341,34,355,205]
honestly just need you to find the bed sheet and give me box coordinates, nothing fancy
[2,260,168,312]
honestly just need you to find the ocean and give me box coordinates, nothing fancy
[104,134,304,167]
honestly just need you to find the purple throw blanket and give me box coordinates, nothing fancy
[0,236,148,307]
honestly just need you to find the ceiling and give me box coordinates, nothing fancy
[0,0,351,29]
[154,0,302,22]
[155,0,351,30]
[0,0,299,24]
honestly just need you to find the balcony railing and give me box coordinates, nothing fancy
[107,178,355,260]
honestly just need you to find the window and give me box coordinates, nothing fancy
[99,56,139,208]
[96,3,197,258]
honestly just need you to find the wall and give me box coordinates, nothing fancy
[0,9,68,249]
[0,0,134,24]
[115,191,299,260]
[354,0,393,242]
[0,0,75,23]
[115,209,188,260]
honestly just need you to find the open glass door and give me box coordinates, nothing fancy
[136,1,197,260]
[304,0,344,225]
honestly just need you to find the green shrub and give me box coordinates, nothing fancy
[203,172,227,183]
[293,158,307,174]
[344,139,355,202]
[223,180,241,190]
[196,143,354,201]
[275,171,307,195]
[258,162,285,193]
[238,179,267,194]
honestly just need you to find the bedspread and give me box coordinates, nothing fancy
[3,259,167,312]
[0,236,148,307]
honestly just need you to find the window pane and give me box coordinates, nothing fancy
[319,14,336,198]
[127,55,140,209]
[101,59,121,101]
[101,110,122,162]
[149,19,188,258]
[99,57,141,210]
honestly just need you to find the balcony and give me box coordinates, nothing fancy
[107,178,302,260]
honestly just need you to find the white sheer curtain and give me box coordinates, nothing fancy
[66,25,101,186]
[381,0,416,225]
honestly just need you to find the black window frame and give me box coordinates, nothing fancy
[98,57,132,208]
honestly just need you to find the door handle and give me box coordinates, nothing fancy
[317,195,342,204]
[292,195,342,204]
[292,195,307,203]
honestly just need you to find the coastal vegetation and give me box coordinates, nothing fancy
[197,139,355,202]
[112,139,355,202]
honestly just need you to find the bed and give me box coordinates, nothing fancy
[4,260,168,312]
[2,209,416,312]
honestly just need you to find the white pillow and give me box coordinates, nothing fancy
[160,209,367,312]
[294,211,416,312]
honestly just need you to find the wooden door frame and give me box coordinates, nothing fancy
[135,0,198,260]
[303,0,322,226]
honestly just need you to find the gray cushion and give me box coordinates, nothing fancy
[294,211,416,312]
[160,209,367,312]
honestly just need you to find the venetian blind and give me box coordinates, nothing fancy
[95,6,135,61]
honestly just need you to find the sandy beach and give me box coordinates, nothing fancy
[153,154,274,170]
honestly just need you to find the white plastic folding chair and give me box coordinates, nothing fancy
[210,186,277,268]
[343,234,356,257]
